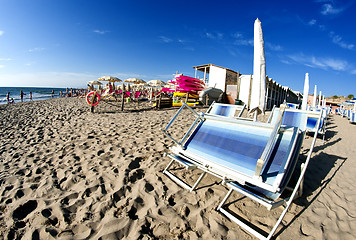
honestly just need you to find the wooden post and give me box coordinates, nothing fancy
[121,91,125,111]
[90,93,97,113]
[158,93,162,109]
[121,84,125,111]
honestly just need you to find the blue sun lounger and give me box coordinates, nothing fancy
[350,112,356,123]
[269,105,326,143]
[161,103,321,240]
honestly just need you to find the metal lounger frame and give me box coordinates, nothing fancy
[161,102,322,240]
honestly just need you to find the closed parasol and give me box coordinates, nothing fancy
[301,73,309,110]
[249,18,266,121]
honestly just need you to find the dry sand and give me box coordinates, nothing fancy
[0,98,355,239]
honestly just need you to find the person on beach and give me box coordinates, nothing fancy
[6,92,10,104]
[10,98,14,103]
[51,90,54,99]
[20,90,25,102]
[29,92,33,101]
[60,91,63,98]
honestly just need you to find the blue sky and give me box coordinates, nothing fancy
[0,0,355,97]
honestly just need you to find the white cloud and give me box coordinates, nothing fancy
[205,32,223,40]
[0,30,4,36]
[266,42,283,51]
[25,62,36,66]
[0,58,12,61]
[93,30,109,34]
[329,32,354,50]
[232,32,253,46]
[232,32,243,38]
[351,69,356,74]
[28,47,45,52]
[234,39,253,46]
[321,3,344,15]
[159,36,173,43]
[308,19,317,26]
[286,53,349,71]
[0,65,4,69]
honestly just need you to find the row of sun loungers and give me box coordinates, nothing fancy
[336,108,356,124]
[161,102,322,240]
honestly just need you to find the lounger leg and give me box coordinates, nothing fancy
[163,159,175,173]
[217,188,233,211]
[190,171,206,192]
[163,159,205,192]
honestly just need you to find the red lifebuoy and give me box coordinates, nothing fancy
[86,91,101,106]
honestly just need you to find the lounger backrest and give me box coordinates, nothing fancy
[281,109,321,132]
[269,108,321,133]
[206,102,246,118]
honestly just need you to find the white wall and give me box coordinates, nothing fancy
[208,66,226,91]
[239,75,252,106]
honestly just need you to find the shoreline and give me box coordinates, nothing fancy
[0,98,355,239]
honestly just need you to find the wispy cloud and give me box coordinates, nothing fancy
[0,58,12,61]
[266,42,283,51]
[25,62,36,66]
[351,69,356,75]
[329,31,354,50]
[158,36,193,51]
[321,3,344,15]
[0,65,4,69]
[93,30,109,34]
[205,32,223,40]
[232,32,253,46]
[28,47,45,52]
[159,36,173,43]
[0,30,4,36]
[308,19,317,26]
[286,53,350,71]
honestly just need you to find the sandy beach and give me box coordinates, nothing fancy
[0,98,355,239]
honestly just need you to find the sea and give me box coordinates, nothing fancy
[0,87,69,104]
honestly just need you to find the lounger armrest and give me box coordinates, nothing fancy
[254,104,286,178]
[167,153,197,170]
[161,102,204,147]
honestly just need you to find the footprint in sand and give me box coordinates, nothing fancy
[145,182,154,192]
[128,157,142,170]
[12,200,37,221]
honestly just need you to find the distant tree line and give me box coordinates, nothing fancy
[331,94,354,99]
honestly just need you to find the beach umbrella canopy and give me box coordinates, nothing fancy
[301,73,309,110]
[312,85,317,107]
[147,80,166,86]
[98,76,122,82]
[249,18,266,119]
[88,80,103,85]
[125,78,146,84]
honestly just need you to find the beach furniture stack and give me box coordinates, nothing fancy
[161,102,322,240]
[167,75,205,107]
